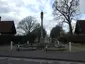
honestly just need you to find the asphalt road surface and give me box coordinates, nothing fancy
[0,57,85,64]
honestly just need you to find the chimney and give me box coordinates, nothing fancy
[0,16,1,21]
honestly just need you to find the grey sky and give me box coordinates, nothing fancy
[0,0,85,35]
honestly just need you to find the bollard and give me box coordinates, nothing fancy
[58,40,60,45]
[17,44,20,51]
[10,41,13,51]
[69,42,71,51]
[45,45,48,52]
[27,41,29,44]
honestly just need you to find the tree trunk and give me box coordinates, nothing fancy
[68,21,73,35]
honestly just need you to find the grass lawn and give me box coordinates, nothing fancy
[0,43,85,52]
[0,45,16,52]
[71,43,85,51]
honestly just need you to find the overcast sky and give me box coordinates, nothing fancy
[0,0,85,35]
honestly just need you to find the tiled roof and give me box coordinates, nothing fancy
[75,20,85,34]
[0,21,16,34]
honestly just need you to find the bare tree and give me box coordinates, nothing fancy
[33,23,40,30]
[17,16,37,35]
[52,0,79,34]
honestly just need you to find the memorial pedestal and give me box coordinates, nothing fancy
[37,38,45,50]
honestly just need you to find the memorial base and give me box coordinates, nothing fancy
[40,38,45,43]
[37,38,45,50]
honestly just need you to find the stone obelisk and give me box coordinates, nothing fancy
[41,11,43,39]
[39,11,45,49]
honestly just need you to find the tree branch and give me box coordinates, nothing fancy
[63,20,69,24]
[69,0,74,10]
[55,7,68,21]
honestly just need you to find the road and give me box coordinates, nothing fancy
[0,45,85,64]
[0,57,84,64]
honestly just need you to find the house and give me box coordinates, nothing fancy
[0,17,16,45]
[75,20,85,34]
[0,21,16,35]
[59,20,85,43]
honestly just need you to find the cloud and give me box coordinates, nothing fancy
[79,0,85,13]
[0,0,85,35]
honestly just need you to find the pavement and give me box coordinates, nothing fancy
[0,50,85,63]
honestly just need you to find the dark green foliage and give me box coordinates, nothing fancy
[0,33,36,45]
[50,25,62,38]
[26,33,36,46]
[58,34,85,44]
[32,27,46,38]
[32,27,47,43]
[50,25,63,43]
[0,35,12,45]
[12,36,22,44]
